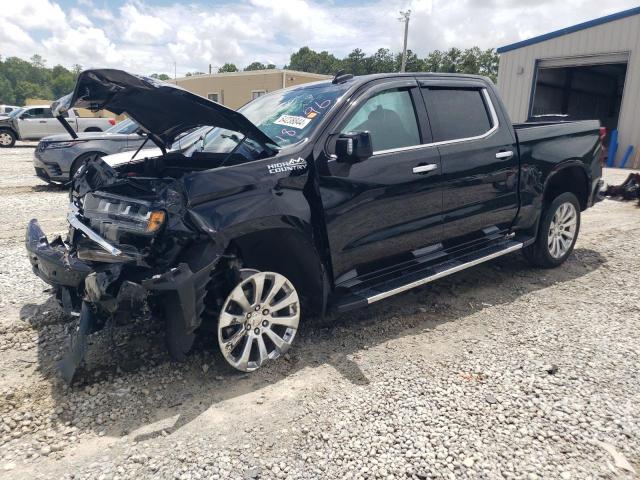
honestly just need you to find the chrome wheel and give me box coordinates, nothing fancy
[217,271,300,372]
[0,132,13,146]
[547,202,577,258]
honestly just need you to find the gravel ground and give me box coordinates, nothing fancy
[0,146,638,479]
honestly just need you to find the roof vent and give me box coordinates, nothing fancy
[332,70,354,84]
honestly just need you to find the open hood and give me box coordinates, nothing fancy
[50,69,276,150]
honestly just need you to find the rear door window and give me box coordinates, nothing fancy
[342,88,420,152]
[423,88,493,142]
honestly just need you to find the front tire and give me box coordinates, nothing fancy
[217,271,300,372]
[0,129,16,148]
[69,152,105,180]
[523,192,581,268]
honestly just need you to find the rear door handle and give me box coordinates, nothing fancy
[496,150,514,159]
[412,164,437,174]
[39,120,47,124]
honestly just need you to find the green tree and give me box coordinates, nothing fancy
[477,48,499,83]
[286,47,341,75]
[393,50,423,72]
[423,50,444,72]
[369,48,395,74]
[14,80,52,104]
[50,65,75,97]
[244,62,267,71]
[218,63,238,73]
[441,47,463,73]
[266,64,276,69]
[0,76,15,104]
[151,73,171,80]
[343,48,367,76]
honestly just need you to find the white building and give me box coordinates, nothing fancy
[497,6,640,168]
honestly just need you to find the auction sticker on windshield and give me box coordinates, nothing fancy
[274,115,312,130]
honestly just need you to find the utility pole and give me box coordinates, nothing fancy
[398,10,411,72]
[174,62,177,84]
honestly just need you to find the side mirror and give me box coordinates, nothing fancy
[335,131,373,163]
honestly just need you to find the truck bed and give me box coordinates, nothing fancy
[514,120,601,144]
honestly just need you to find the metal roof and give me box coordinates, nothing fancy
[497,6,640,53]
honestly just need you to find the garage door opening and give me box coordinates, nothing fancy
[529,62,627,132]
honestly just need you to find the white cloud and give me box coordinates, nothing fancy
[1,0,66,31]
[0,23,36,53]
[42,26,122,67]
[119,4,171,44]
[0,0,639,75]
[70,8,93,28]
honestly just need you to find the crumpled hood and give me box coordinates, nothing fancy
[50,69,276,150]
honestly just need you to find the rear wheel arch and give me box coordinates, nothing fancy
[543,163,590,211]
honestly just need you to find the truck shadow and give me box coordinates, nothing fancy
[31,183,67,193]
[21,247,605,443]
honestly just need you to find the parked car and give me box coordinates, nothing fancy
[0,105,115,147]
[34,119,145,183]
[98,125,213,168]
[34,121,212,184]
[26,69,603,382]
[0,105,20,115]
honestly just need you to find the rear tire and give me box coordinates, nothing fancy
[523,192,581,268]
[0,129,16,148]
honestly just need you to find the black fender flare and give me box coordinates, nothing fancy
[528,159,590,239]
[206,216,330,317]
[542,159,591,201]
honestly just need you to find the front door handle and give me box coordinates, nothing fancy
[496,150,514,159]
[39,120,47,124]
[412,164,437,174]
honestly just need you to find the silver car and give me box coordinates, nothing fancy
[33,119,147,183]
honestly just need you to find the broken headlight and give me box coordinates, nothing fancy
[81,192,166,238]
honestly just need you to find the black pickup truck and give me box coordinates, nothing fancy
[26,70,603,380]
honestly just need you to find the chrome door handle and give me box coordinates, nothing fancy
[496,150,514,159]
[412,164,437,174]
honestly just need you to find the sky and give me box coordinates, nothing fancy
[0,0,639,76]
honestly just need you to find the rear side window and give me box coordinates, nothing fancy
[424,88,493,142]
[24,108,54,119]
[342,89,420,152]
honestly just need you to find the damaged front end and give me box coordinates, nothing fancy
[26,159,222,383]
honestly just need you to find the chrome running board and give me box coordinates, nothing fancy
[365,242,523,305]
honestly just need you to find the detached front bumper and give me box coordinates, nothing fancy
[26,219,92,289]
[26,217,220,382]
